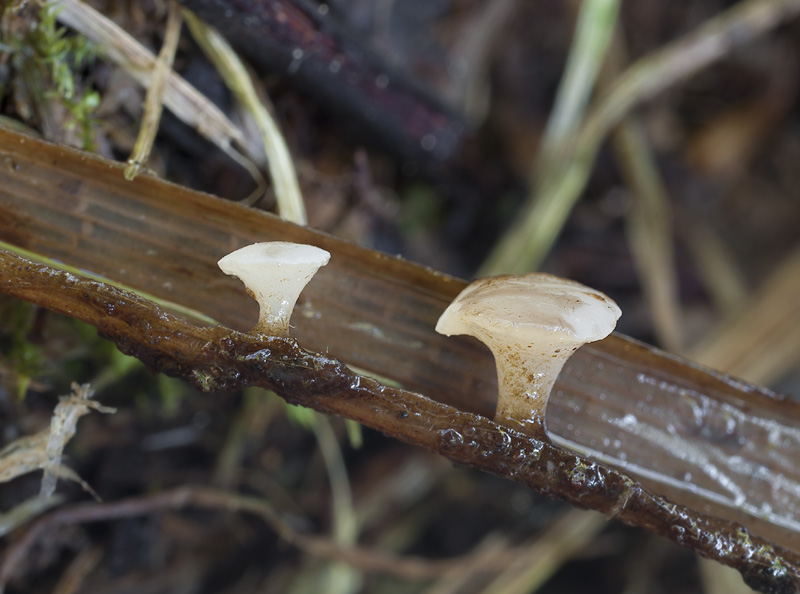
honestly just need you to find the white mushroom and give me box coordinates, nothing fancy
[436,273,621,437]
[218,242,330,335]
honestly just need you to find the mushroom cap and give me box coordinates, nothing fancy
[218,242,330,333]
[436,273,621,347]
[218,242,330,281]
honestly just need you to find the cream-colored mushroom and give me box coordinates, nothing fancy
[436,273,621,437]
[218,242,330,335]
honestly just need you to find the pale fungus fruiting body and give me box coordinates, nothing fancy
[436,273,621,437]
[217,242,330,335]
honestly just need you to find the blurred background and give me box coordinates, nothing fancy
[1,0,800,592]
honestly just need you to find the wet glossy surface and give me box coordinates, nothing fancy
[2,249,800,592]
[551,346,800,549]
[2,129,800,590]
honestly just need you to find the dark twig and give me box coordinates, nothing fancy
[0,249,797,593]
[178,0,469,163]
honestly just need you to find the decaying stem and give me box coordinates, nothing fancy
[0,248,796,593]
[179,0,468,163]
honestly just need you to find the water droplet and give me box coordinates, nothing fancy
[439,428,463,451]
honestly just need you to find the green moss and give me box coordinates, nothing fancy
[0,299,44,398]
[191,369,219,393]
[157,374,191,417]
[2,2,100,148]
[400,183,443,235]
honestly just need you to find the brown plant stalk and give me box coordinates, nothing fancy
[0,248,796,593]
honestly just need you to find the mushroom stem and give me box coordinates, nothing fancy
[492,342,577,435]
[218,242,330,335]
[436,273,621,439]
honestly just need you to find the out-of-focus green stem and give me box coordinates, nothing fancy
[536,0,621,177]
[184,10,307,224]
[614,118,683,354]
[124,1,182,180]
[310,415,361,593]
[480,0,800,275]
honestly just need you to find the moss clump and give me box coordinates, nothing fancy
[1,1,100,149]
[0,298,43,398]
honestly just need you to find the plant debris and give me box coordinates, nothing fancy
[0,382,114,500]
